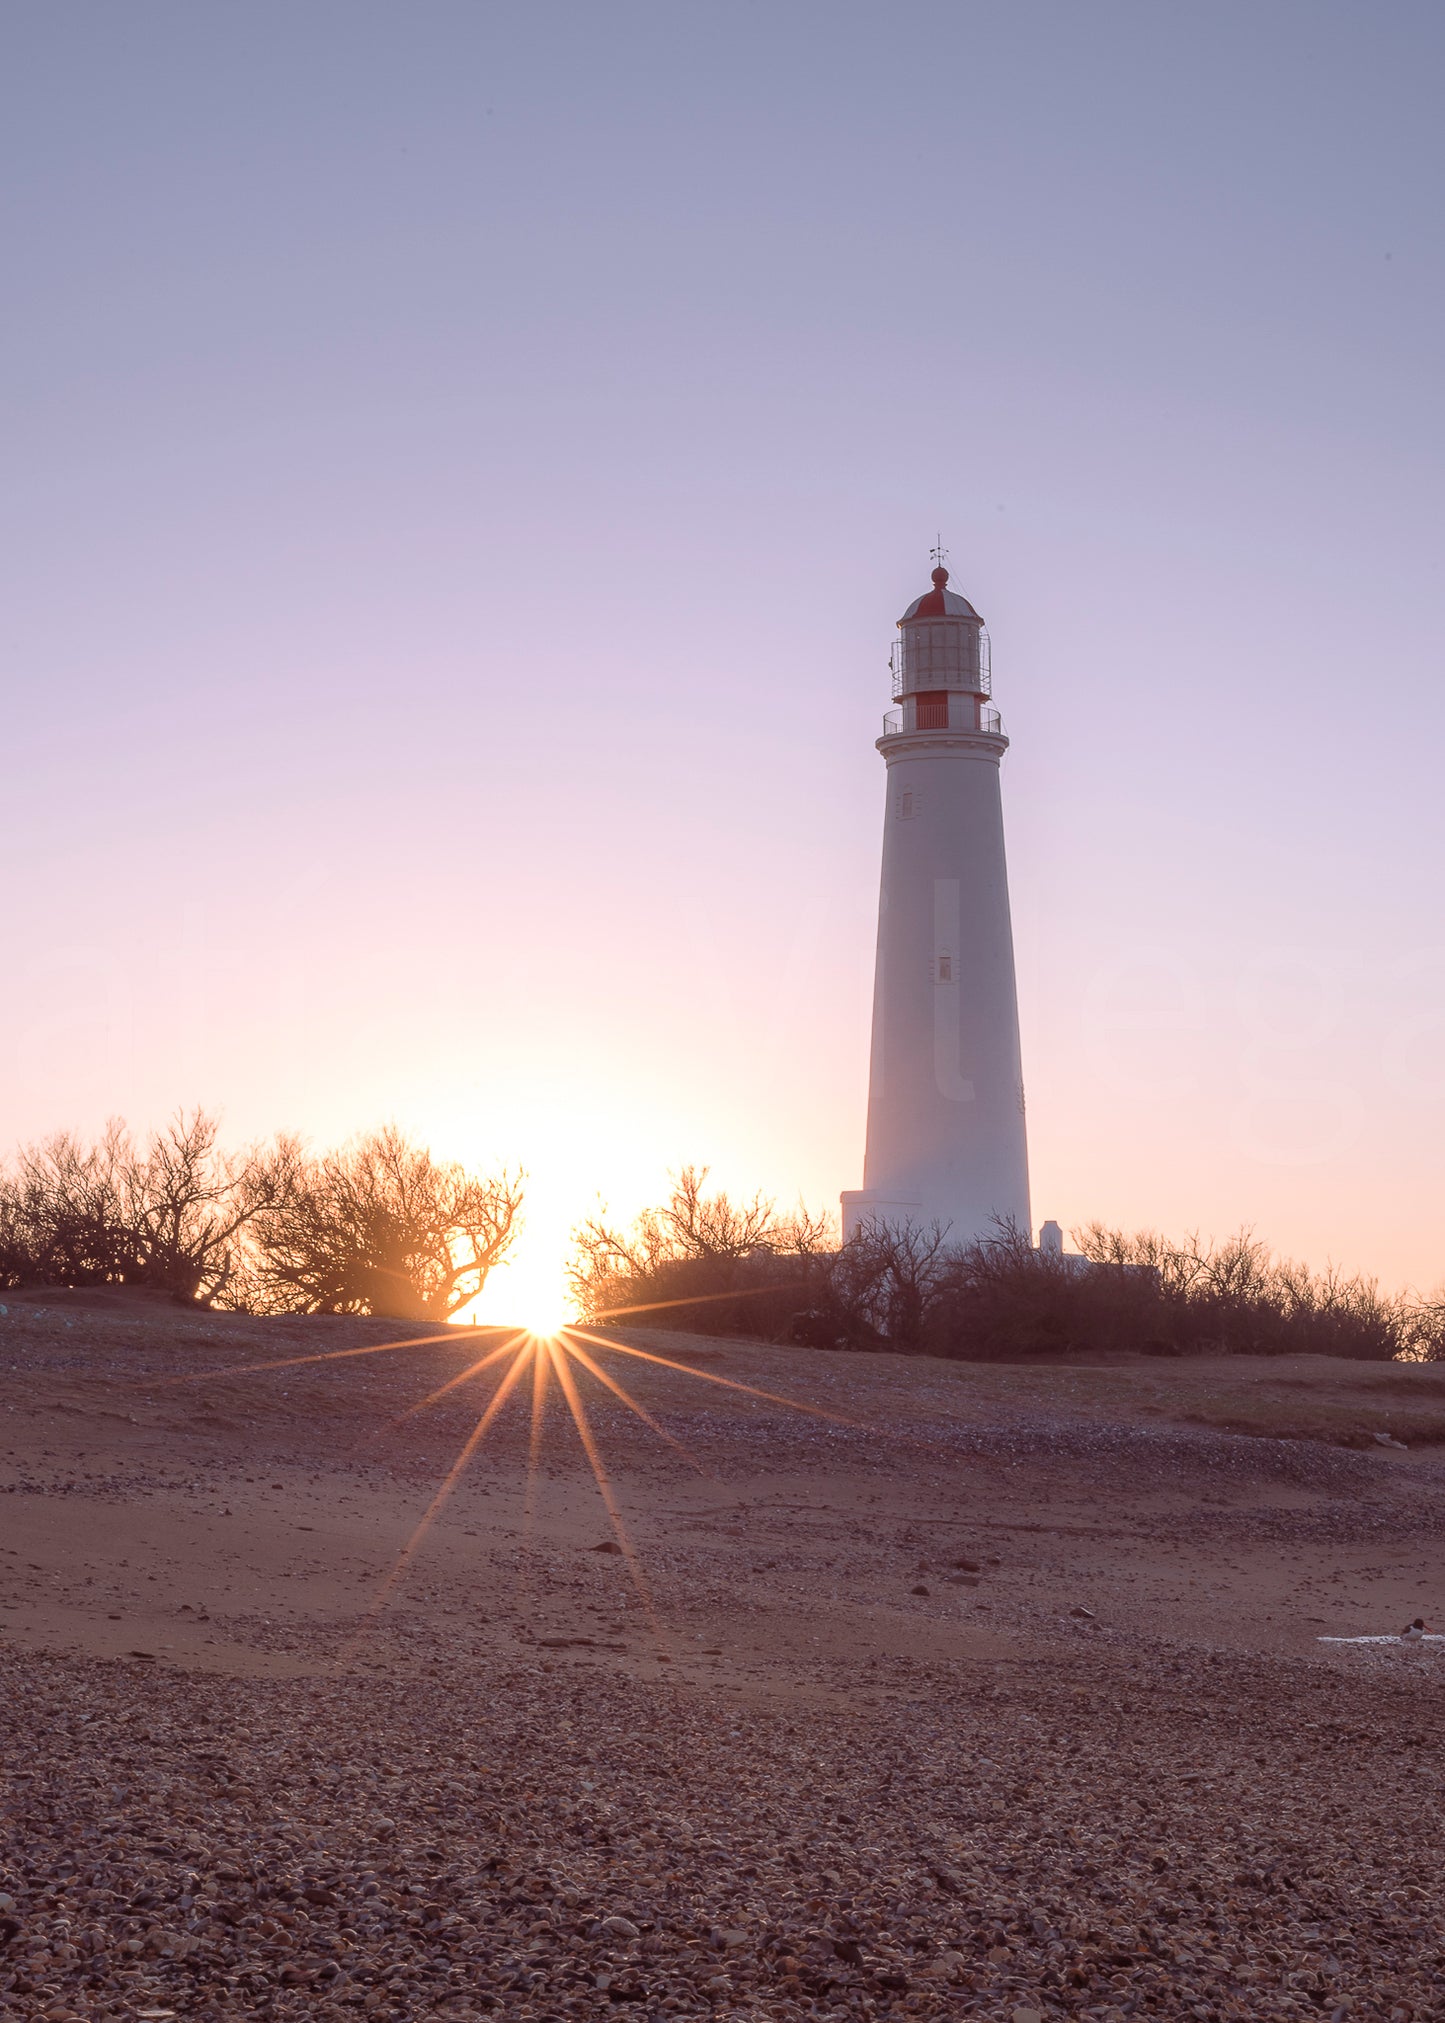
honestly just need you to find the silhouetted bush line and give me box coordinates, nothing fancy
[0,1112,520,1322]
[569,1165,832,1342]
[569,1172,1445,1363]
[9,1122,1441,1359]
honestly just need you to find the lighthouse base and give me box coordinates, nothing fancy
[840,1189,924,1242]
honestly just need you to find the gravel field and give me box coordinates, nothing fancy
[4,1292,1445,2022]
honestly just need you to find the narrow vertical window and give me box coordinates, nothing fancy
[899,789,914,819]
[938,956,952,982]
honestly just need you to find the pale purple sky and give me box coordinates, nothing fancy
[6,3,1444,1317]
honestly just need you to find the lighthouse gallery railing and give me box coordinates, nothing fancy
[882,701,1004,737]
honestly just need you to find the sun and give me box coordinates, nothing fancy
[442,1148,596,1337]
[456,1239,574,1338]
[455,1294,572,1338]
[519,1306,570,1341]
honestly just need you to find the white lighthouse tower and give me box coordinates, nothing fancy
[841,559,1030,1244]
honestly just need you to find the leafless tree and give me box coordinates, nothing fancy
[809,1216,1413,1363]
[569,1165,832,1331]
[244,1126,522,1321]
[1401,1291,1445,1363]
[11,1120,133,1285]
[1072,1222,1407,1359]
[0,1174,30,1289]
[2,1111,299,1304]
[120,1110,301,1305]
[817,1217,955,1354]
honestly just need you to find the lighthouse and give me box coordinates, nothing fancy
[841,560,1031,1245]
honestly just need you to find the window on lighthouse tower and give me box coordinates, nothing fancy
[937,956,953,982]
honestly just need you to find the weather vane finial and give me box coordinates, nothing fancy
[930,535,949,570]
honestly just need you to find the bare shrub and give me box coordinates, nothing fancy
[0,1114,519,1319]
[122,1110,301,1304]
[807,1219,954,1355]
[918,1218,1158,1360]
[1400,1293,1445,1364]
[576,1183,1418,1364]
[1072,1224,1406,1359]
[11,1121,134,1287]
[244,1126,522,1322]
[569,1166,831,1335]
[2,1111,297,1304]
[0,1174,30,1289]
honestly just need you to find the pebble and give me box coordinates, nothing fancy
[3,1629,1444,2023]
[6,1302,1445,2022]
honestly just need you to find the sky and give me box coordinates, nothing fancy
[5,2,1445,1321]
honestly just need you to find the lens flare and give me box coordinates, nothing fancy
[181,1304,889,1665]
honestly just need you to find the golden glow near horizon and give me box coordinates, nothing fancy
[447,1138,592,1335]
[455,1236,573,1337]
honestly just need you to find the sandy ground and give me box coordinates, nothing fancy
[4,1289,1445,2022]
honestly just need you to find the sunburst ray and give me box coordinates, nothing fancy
[176,1297,929,1671]
[153,1326,471,1388]
[524,1338,552,1523]
[368,1328,528,1440]
[573,1325,982,1470]
[545,1337,659,1631]
[339,1336,536,1661]
[568,1326,866,1435]
[514,1334,555,1615]
[559,1331,709,1477]
[588,1282,809,1323]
